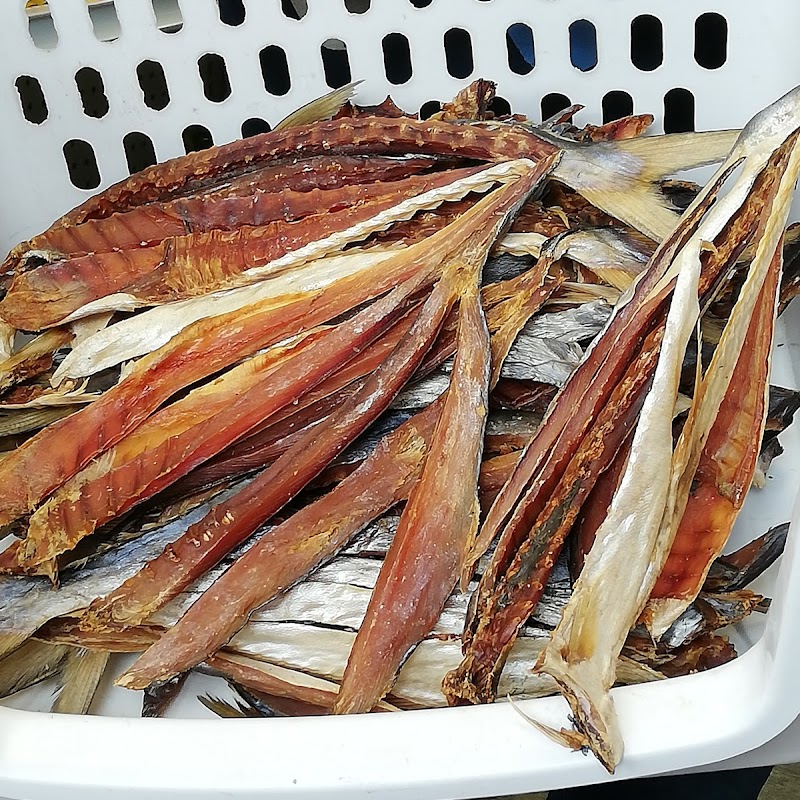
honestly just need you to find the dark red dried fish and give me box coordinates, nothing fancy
[1,167,485,330]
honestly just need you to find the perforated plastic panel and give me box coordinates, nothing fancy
[2,0,800,254]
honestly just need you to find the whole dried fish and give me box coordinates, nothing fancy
[645,229,783,629]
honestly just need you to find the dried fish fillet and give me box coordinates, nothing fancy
[646,241,781,627]
[53,248,397,383]
[1,168,486,330]
[0,329,71,394]
[335,262,489,714]
[0,231,445,530]
[45,159,529,331]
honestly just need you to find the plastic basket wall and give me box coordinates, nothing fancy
[2,0,800,254]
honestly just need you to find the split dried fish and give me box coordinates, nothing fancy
[535,87,800,771]
[115,159,552,691]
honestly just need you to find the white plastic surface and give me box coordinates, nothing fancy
[1,0,800,797]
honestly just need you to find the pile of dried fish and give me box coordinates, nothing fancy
[0,79,798,772]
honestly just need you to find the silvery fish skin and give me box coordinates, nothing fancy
[149,517,572,634]
[333,411,415,466]
[501,338,583,387]
[392,302,612,409]
[0,502,217,639]
[149,555,569,635]
[221,621,658,709]
[521,299,612,343]
[390,373,450,409]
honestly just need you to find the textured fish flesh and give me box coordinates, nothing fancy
[0,168,490,329]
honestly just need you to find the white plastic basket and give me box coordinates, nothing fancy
[1,1,800,797]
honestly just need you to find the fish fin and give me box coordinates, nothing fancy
[578,184,680,242]
[507,695,591,752]
[274,81,363,131]
[615,130,741,181]
[197,693,257,718]
[534,647,623,773]
[0,640,69,698]
[51,647,110,715]
[0,632,31,660]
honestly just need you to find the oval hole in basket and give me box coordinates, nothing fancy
[27,3,58,50]
[260,45,291,96]
[321,39,352,89]
[541,92,571,121]
[281,0,307,19]
[382,33,413,85]
[63,139,101,190]
[182,124,214,154]
[630,14,663,71]
[242,118,272,138]
[569,19,598,72]
[506,23,534,75]
[345,0,370,13]
[75,67,110,119]
[137,60,170,111]
[152,0,183,33]
[444,28,474,79]
[664,88,695,133]
[123,132,158,175]
[695,12,727,70]
[602,90,633,123]
[217,0,245,26]
[488,95,511,118]
[88,1,121,42]
[15,76,48,124]
[198,53,232,102]
[419,100,441,119]
[409,0,433,7]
